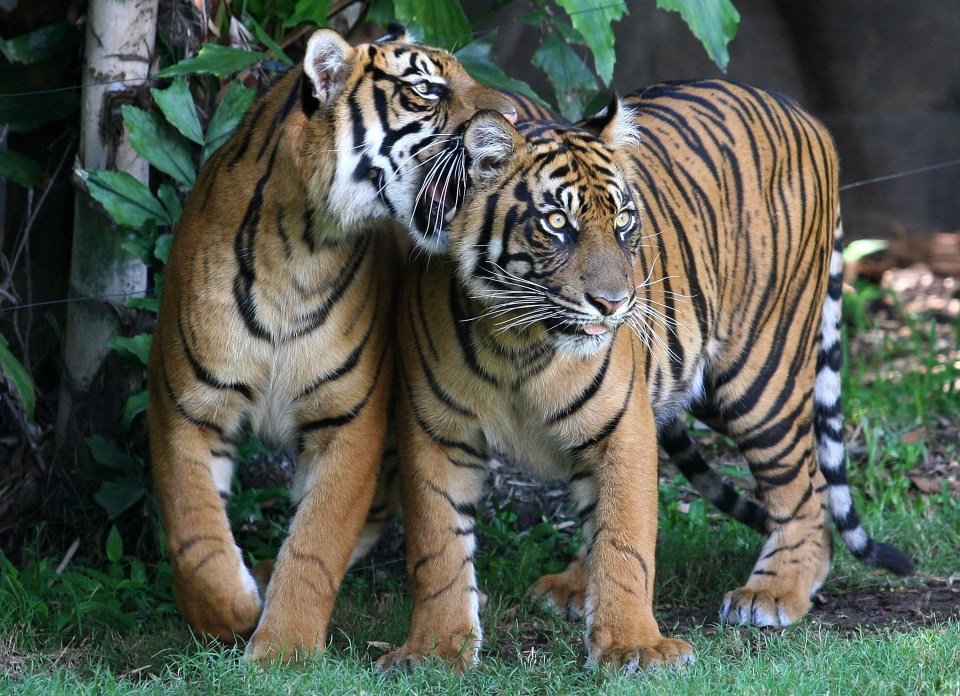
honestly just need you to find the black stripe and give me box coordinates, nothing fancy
[297,342,388,446]
[177,310,252,399]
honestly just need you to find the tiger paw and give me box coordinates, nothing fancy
[175,570,262,643]
[374,634,479,674]
[530,557,587,620]
[587,637,694,674]
[719,587,811,627]
[243,611,326,663]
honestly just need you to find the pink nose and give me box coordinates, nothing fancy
[502,108,518,124]
[586,293,629,316]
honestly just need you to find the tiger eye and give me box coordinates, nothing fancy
[615,211,632,229]
[546,212,567,229]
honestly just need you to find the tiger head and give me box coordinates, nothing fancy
[446,103,644,356]
[299,25,517,240]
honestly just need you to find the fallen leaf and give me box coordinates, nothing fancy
[900,427,925,444]
[909,476,943,494]
[366,641,395,652]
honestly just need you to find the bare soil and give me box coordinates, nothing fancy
[661,578,960,636]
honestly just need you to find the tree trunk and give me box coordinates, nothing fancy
[55,0,158,459]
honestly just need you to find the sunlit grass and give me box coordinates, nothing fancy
[2,283,958,693]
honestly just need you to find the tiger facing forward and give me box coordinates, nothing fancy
[378,80,913,673]
[147,25,517,661]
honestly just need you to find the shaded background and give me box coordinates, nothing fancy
[478,0,960,239]
[1,0,958,549]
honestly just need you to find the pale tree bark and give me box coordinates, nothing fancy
[55,0,159,458]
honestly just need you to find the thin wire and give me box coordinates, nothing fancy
[839,158,960,191]
[2,154,958,315]
[0,289,154,314]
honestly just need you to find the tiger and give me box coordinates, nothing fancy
[146,24,518,662]
[376,80,914,673]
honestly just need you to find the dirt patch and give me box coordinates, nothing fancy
[661,577,960,635]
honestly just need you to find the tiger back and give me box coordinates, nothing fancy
[378,80,912,673]
[147,25,517,662]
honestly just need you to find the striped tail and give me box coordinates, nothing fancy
[661,417,768,534]
[814,219,914,576]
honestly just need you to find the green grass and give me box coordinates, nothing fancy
[2,285,958,693]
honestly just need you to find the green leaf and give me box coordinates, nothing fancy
[122,105,196,187]
[109,333,152,366]
[157,183,183,227]
[156,44,270,79]
[154,233,173,265]
[127,296,160,313]
[86,435,139,473]
[202,81,256,166]
[365,0,395,28]
[843,239,889,264]
[83,170,170,230]
[0,22,79,66]
[96,482,146,519]
[121,236,154,265]
[248,17,293,64]
[455,34,545,104]
[105,525,123,563]
[0,150,42,188]
[283,0,331,28]
[151,80,203,145]
[122,389,149,431]
[394,0,471,50]
[555,0,628,85]
[657,0,740,72]
[532,33,596,121]
[0,334,36,420]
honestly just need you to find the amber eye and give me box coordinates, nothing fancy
[546,211,567,230]
[615,211,633,230]
[411,80,442,99]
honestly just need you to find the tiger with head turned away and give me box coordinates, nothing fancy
[147,24,519,661]
[376,80,914,673]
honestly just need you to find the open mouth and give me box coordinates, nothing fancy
[413,178,460,245]
[545,318,618,338]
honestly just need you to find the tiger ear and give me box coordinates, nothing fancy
[579,93,640,149]
[463,111,525,180]
[375,22,412,44]
[303,29,356,104]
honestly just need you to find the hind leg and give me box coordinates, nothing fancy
[149,397,262,641]
[531,546,587,621]
[711,371,832,627]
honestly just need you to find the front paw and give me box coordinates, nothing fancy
[588,637,694,674]
[243,613,325,664]
[720,587,811,627]
[374,633,479,674]
[175,570,262,643]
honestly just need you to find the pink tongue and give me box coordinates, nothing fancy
[584,324,608,335]
[428,181,447,207]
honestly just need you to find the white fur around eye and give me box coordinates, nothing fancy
[411,80,441,99]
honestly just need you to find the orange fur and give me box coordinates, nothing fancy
[380,80,910,673]
[147,27,516,661]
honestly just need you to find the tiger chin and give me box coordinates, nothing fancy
[146,24,518,662]
[378,82,913,674]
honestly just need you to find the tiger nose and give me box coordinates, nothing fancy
[586,292,629,316]
[502,106,518,124]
